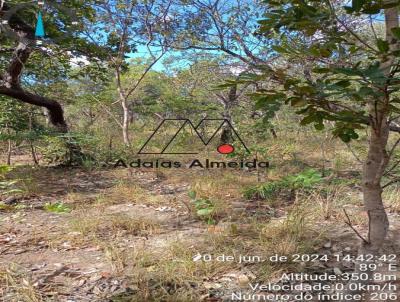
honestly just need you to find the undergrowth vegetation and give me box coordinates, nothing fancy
[0,129,394,301]
[243,168,323,200]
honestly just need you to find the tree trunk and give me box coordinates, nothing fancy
[340,7,397,301]
[220,85,236,144]
[269,128,278,139]
[362,114,390,252]
[5,123,12,165]
[108,136,113,163]
[28,110,39,165]
[121,97,131,146]
[7,139,12,166]
[341,107,391,301]
[221,111,234,144]
[30,142,39,165]
[359,4,399,254]
[115,65,131,146]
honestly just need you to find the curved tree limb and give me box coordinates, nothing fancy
[0,2,68,132]
[0,85,67,131]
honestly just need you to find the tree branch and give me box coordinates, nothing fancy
[0,2,68,131]
[0,86,67,132]
[343,209,369,244]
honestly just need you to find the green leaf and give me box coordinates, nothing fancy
[320,48,331,57]
[335,80,351,88]
[361,6,381,14]
[188,190,197,199]
[254,93,284,109]
[358,86,374,96]
[339,133,351,143]
[343,6,355,14]
[389,104,400,114]
[206,218,216,225]
[377,39,389,52]
[290,97,308,107]
[314,123,325,130]
[392,27,400,40]
[0,165,12,175]
[352,0,364,11]
[300,115,317,126]
[44,202,71,214]
[297,86,315,94]
[313,67,330,74]
[197,208,214,216]
[284,78,301,89]
[272,45,288,54]
[333,67,362,76]
[4,189,23,194]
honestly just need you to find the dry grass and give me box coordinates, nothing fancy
[70,212,159,238]
[0,264,44,302]
[93,179,164,206]
[117,239,231,301]
[115,202,328,300]
[93,182,146,205]
[1,129,383,301]
[384,186,400,213]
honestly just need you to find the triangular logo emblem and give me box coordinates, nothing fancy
[35,11,45,38]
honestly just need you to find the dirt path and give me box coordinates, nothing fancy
[1,168,399,302]
[0,169,204,301]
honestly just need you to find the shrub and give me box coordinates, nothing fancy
[0,165,22,197]
[44,202,71,213]
[244,169,323,200]
[188,190,216,225]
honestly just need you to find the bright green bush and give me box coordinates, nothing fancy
[188,190,216,225]
[244,169,323,200]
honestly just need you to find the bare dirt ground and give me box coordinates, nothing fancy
[0,168,199,301]
[0,167,399,301]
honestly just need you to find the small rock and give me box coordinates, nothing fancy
[31,263,46,271]
[85,246,101,252]
[73,279,86,287]
[247,271,257,280]
[68,231,82,236]
[238,274,250,286]
[90,274,103,282]
[101,271,111,278]
[4,196,18,205]
[93,286,103,295]
[62,242,72,248]
[203,282,222,289]
[323,241,332,248]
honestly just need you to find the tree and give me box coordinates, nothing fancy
[0,1,105,132]
[243,0,400,294]
[170,0,275,68]
[83,0,175,146]
[0,95,45,165]
[168,58,252,142]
